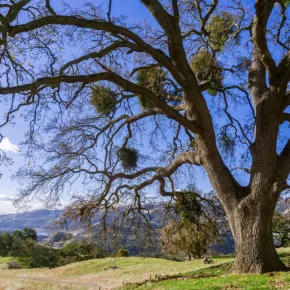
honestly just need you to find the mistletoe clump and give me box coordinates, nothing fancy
[90,86,116,115]
[219,131,235,157]
[190,50,223,96]
[118,147,139,171]
[136,67,166,109]
[177,191,202,224]
[207,12,237,51]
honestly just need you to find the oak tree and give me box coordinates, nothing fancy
[0,0,290,273]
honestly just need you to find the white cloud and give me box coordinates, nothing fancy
[0,193,16,214]
[0,192,67,214]
[0,137,20,153]
[0,194,44,214]
[0,193,14,202]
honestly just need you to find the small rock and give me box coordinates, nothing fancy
[7,261,22,269]
[107,266,119,270]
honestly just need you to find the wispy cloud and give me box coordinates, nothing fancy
[0,193,14,202]
[0,137,20,153]
[0,193,16,214]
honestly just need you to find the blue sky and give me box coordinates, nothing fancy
[0,0,150,213]
[0,0,166,213]
[0,0,248,213]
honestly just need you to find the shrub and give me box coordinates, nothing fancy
[118,147,139,171]
[29,245,60,268]
[116,249,129,257]
[60,242,102,260]
[7,261,22,269]
[90,86,116,115]
[0,233,13,256]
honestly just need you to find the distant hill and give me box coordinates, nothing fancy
[0,209,64,234]
[0,205,235,255]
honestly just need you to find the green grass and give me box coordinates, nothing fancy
[125,272,290,290]
[123,250,290,290]
[0,256,13,269]
[0,256,233,289]
[2,249,290,289]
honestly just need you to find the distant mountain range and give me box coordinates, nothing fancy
[0,209,64,234]
[0,206,235,254]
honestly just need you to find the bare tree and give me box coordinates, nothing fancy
[0,0,290,273]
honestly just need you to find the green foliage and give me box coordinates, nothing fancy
[28,245,60,268]
[22,228,38,241]
[0,228,101,268]
[59,242,103,264]
[161,220,216,260]
[206,12,237,51]
[90,86,116,115]
[0,233,13,256]
[190,50,223,96]
[273,211,290,247]
[12,230,24,240]
[116,249,129,257]
[282,0,290,6]
[136,67,166,109]
[118,147,139,171]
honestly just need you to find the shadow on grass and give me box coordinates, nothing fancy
[124,261,234,289]
[124,250,290,289]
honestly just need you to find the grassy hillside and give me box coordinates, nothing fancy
[0,249,290,289]
[0,256,232,289]
[126,248,290,290]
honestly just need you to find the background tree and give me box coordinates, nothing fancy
[0,0,290,273]
[273,210,290,248]
[161,220,217,260]
[162,189,224,260]
[21,228,37,241]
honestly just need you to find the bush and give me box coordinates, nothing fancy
[0,228,102,269]
[116,249,129,257]
[7,261,22,269]
[0,233,13,256]
[29,245,60,268]
[60,242,103,261]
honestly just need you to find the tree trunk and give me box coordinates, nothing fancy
[227,194,287,273]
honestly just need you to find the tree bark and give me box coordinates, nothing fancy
[227,193,287,273]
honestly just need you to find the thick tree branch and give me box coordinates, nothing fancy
[276,139,290,182]
[6,15,185,84]
[252,1,276,84]
[0,71,201,134]
[277,51,290,90]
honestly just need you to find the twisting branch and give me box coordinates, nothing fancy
[252,1,277,83]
